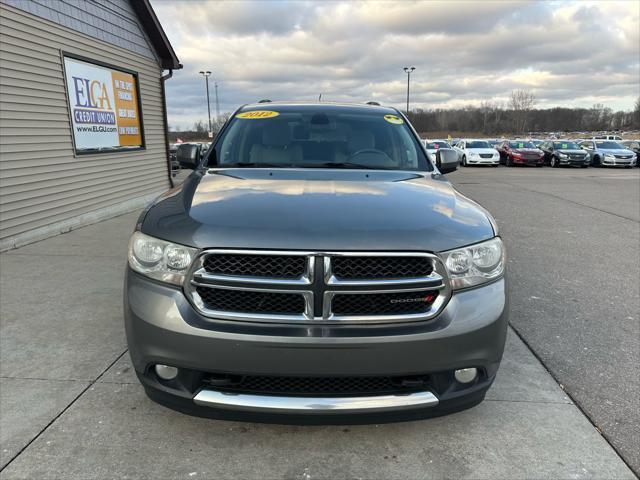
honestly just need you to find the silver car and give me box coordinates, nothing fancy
[580,140,637,168]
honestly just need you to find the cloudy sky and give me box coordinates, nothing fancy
[151,0,640,130]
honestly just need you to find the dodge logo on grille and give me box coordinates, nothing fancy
[390,293,436,304]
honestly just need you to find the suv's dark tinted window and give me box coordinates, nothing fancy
[213,107,430,171]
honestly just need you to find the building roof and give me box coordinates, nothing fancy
[131,0,182,70]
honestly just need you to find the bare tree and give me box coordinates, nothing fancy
[510,89,536,133]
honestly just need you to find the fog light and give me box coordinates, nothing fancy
[155,364,178,380]
[454,368,478,383]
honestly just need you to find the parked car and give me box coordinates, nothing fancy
[539,140,590,168]
[125,102,507,423]
[454,139,500,166]
[621,140,640,166]
[422,139,451,168]
[593,134,623,141]
[580,140,637,168]
[497,140,544,167]
[169,143,180,174]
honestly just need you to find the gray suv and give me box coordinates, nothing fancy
[125,103,508,423]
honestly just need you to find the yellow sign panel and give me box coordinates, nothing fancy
[384,114,404,124]
[236,111,280,119]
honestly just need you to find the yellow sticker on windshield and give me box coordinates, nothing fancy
[236,111,280,119]
[384,114,404,124]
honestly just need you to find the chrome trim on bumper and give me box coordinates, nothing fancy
[193,389,439,414]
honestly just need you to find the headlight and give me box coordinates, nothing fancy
[469,152,478,157]
[441,237,505,290]
[128,231,198,285]
[604,153,615,158]
[559,153,568,158]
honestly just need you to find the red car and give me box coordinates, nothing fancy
[498,140,545,166]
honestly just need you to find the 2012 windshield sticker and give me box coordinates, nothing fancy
[384,114,404,124]
[236,111,280,119]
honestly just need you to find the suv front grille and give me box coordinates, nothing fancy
[187,251,450,323]
[203,373,431,396]
[332,256,433,280]
[332,290,438,316]
[203,253,306,279]
[195,286,305,315]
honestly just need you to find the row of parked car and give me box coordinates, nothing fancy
[422,138,639,169]
[169,142,211,174]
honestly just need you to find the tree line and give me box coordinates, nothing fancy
[407,91,640,136]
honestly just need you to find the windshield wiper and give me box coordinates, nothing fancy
[216,162,291,168]
[303,162,387,170]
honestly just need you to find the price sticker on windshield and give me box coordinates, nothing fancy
[236,111,280,119]
[384,114,404,124]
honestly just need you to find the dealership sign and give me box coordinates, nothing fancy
[63,56,143,152]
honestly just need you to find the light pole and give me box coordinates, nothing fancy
[199,70,212,133]
[214,81,220,121]
[403,66,415,113]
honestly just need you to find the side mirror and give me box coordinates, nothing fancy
[176,144,200,169]
[437,148,458,174]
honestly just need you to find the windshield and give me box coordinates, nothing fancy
[466,141,490,148]
[212,107,430,171]
[509,141,535,148]
[426,141,450,149]
[596,141,623,149]
[553,141,580,149]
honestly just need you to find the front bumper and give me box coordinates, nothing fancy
[467,157,499,165]
[125,269,508,423]
[513,156,544,165]
[601,157,636,167]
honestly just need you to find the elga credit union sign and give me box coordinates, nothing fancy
[63,56,143,152]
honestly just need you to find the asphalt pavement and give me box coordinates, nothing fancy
[0,166,638,479]
[449,165,640,474]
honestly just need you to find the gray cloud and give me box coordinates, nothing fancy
[151,0,640,130]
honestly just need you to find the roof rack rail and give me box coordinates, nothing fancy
[258,99,272,103]
[366,101,380,106]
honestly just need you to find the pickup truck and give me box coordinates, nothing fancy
[125,102,508,423]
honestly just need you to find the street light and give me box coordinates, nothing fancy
[199,70,212,134]
[403,66,415,113]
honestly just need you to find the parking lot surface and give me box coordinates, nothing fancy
[1,167,637,479]
[449,166,640,474]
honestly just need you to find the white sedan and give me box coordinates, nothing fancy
[453,139,500,166]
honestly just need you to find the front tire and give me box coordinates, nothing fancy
[506,155,513,167]
[462,155,467,167]
[550,156,559,168]
[592,156,601,167]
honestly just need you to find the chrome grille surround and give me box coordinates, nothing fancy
[185,250,451,324]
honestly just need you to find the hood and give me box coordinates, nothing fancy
[142,169,495,252]
[513,148,543,154]
[557,149,587,154]
[466,148,497,155]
